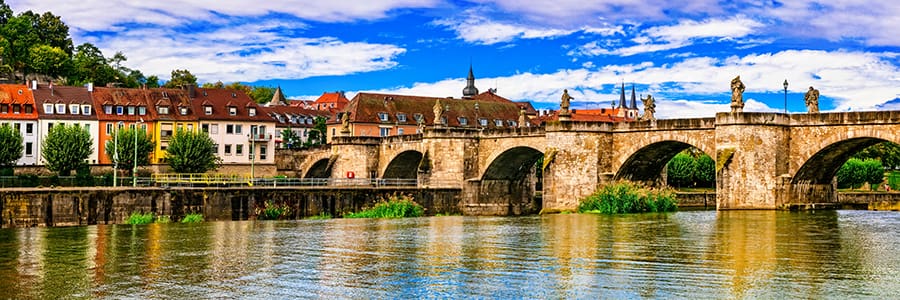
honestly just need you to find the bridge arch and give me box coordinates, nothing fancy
[482,146,544,180]
[614,140,712,183]
[792,137,894,184]
[382,150,424,179]
[304,158,334,178]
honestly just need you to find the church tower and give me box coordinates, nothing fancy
[462,64,479,99]
[617,82,627,118]
[629,84,638,119]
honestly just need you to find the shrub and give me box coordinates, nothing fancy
[126,212,155,225]
[837,158,868,189]
[860,159,885,190]
[695,154,716,187]
[156,215,171,223]
[17,174,39,187]
[181,213,204,223]
[344,194,424,218]
[307,212,332,220]
[75,165,94,187]
[666,153,696,187]
[256,200,291,220]
[578,181,677,214]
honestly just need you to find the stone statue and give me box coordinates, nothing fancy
[433,99,443,126]
[730,76,745,113]
[560,89,573,115]
[340,112,350,133]
[518,108,527,128]
[804,86,819,113]
[641,94,656,121]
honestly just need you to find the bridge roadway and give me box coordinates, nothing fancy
[275,111,900,215]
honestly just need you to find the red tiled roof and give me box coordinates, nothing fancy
[190,87,272,122]
[32,84,96,120]
[0,84,38,120]
[91,87,156,121]
[344,92,528,128]
[264,105,332,128]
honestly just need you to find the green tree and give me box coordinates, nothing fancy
[69,43,116,86]
[861,159,885,190]
[281,128,300,149]
[304,116,327,147]
[29,44,69,78]
[41,124,92,176]
[104,128,154,176]
[853,141,900,170]
[0,123,23,168]
[31,11,73,55]
[166,129,220,173]
[666,152,696,187]
[145,75,160,88]
[249,86,276,104]
[695,154,715,187]
[0,1,12,24]
[837,158,866,189]
[163,69,197,88]
[1,12,39,80]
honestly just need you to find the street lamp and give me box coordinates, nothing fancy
[474,102,480,130]
[783,79,789,114]
[133,118,143,187]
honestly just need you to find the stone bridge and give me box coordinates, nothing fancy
[277,111,900,215]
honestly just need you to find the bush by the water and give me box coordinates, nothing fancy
[306,212,332,220]
[578,181,677,214]
[344,194,424,218]
[181,213,204,223]
[837,158,884,190]
[256,200,291,220]
[126,212,155,225]
[666,151,715,188]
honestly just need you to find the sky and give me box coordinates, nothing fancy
[9,0,900,118]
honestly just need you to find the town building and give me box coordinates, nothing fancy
[265,103,332,149]
[91,87,157,165]
[192,87,276,167]
[31,83,100,164]
[0,83,39,165]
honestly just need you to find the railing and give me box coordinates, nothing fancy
[0,175,458,188]
[152,173,252,186]
[248,133,272,142]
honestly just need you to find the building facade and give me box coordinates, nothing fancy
[193,87,276,166]
[0,84,39,165]
[32,84,100,164]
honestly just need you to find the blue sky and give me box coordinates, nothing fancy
[10,0,900,118]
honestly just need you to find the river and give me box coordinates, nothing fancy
[1,210,898,298]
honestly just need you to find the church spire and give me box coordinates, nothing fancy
[463,64,479,98]
[619,82,626,108]
[269,86,287,106]
[630,84,637,109]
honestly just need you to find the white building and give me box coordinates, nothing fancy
[0,84,40,166]
[192,88,276,166]
[32,84,101,165]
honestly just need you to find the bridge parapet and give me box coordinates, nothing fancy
[331,136,383,145]
[479,126,545,138]
[789,111,900,125]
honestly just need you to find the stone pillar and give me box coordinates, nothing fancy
[542,122,609,212]
[331,137,380,183]
[422,129,477,189]
[715,113,791,209]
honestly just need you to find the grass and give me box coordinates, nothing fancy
[344,194,424,219]
[155,215,171,223]
[578,181,677,214]
[125,212,155,225]
[306,212,332,220]
[181,213,204,223]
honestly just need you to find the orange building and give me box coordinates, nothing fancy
[0,84,39,165]
[91,87,157,165]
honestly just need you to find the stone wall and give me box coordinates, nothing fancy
[0,187,462,228]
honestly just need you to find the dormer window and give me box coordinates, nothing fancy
[494,119,503,127]
[44,104,54,114]
[180,107,188,115]
[69,104,79,115]
[103,105,112,114]
[81,105,91,116]
[306,117,312,125]
[397,113,407,122]
[138,106,146,115]
[249,108,256,116]
[24,104,33,114]
[56,103,66,114]
[507,120,517,127]
[378,112,389,122]
[458,117,468,126]
[441,116,448,125]
[228,107,237,116]
[158,106,169,114]
[161,91,168,98]
[12,104,19,114]
[204,106,212,115]
[414,113,423,123]
[127,106,135,115]
[115,105,123,115]
[479,118,488,126]
[0,104,7,113]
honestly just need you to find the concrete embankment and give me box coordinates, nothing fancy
[0,187,461,228]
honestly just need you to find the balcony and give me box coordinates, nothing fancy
[248,133,271,142]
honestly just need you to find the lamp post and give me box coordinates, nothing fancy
[133,118,143,187]
[248,130,255,183]
[113,125,118,187]
[783,79,789,114]
[474,102,480,130]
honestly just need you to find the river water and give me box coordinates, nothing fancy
[1,210,898,298]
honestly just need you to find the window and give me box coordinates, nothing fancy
[106,123,113,134]
[118,122,125,129]
[235,125,242,134]
[180,107,188,115]
[494,119,503,127]
[48,122,53,129]
[26,123,33,135]
[414,113,423,123]
[228,107,237,116]
[236,144,243,156]
[249,108,256,116]
[332,128,336,137]
[81,105,91,115]
[127,106,134,115]
[45,104,54,114]
[441,116,448,125]
[130,124,135,130]
[226,124,234,134]
[397,113,407,122]
[25,142,33,156]
[507,120,517,127]
[13,105,20,114]
[24,105,32,114]
[305,118,313,125]
[104,105,112,114]
[158,106,169,114]
[55,104,65,114]
[115,105,123,115]
[85,124,90,132]
[210,124,218,134]
[260,146,267,160]
[225,144,232,155]
[204,106,212,115]
[141,124,147,131]
[479,118,488,126]
[458,117,468,126]
[202,124,209,133]
[187,124,193,132]
[138,106,146,115]
[398,128,404,135]
[212,144,219,154]
[377,112,389,122]
[14,123,20,132]
[0,104,7,113]
[379,127,390,137]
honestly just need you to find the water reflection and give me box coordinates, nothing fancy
[0,211,898,298]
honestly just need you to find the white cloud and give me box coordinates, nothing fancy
[363,50,899,118]
[434,15,576,45]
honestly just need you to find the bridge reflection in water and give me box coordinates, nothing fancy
[0,211,898,298]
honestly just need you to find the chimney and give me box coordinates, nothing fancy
[87,82,94,92]
[31,80,37,90]
[188,84,197,98]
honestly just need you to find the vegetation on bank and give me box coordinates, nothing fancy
[344,194,424,218]
[837,158,885,190]
[306,212,332,220]
[666,150,715,188]
[256,200,292,220]
[181,213,204,223]
[578,181,677,214]
[125,212,204,224]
